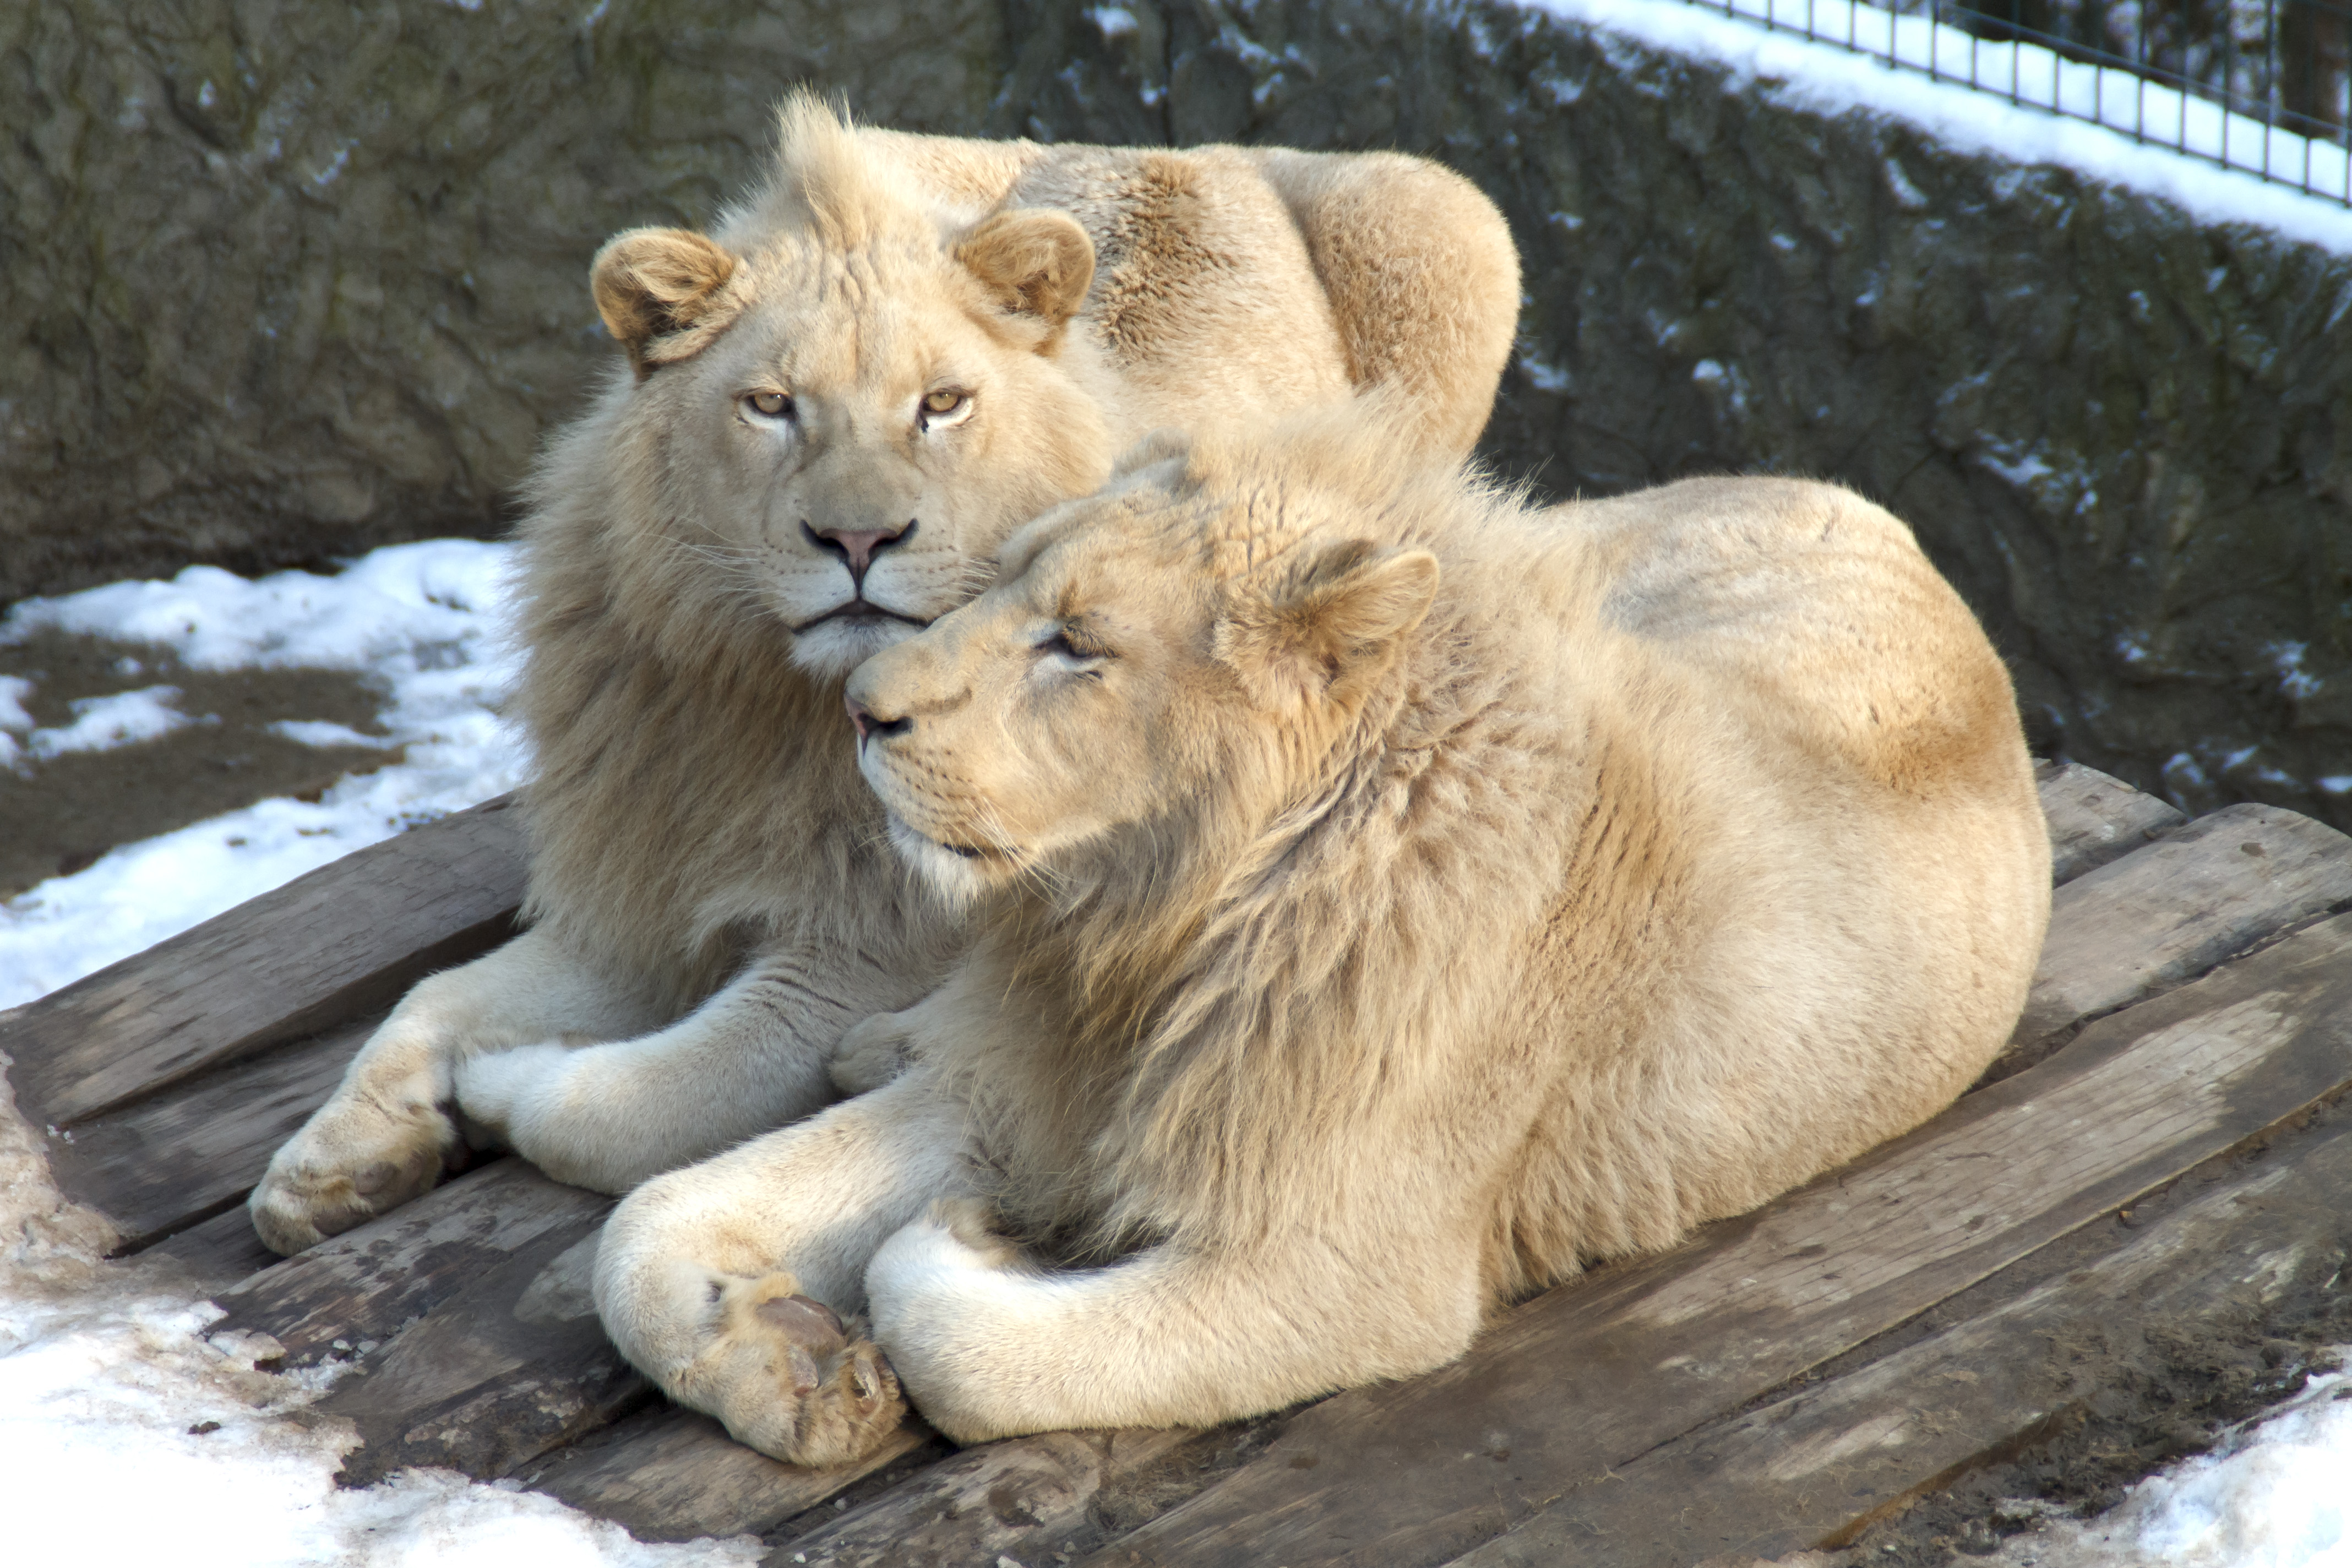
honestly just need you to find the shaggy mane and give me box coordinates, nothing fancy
[976,412,1544,1253]
[719,91,960,255]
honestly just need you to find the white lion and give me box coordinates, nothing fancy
[248,99,1520,1253]
[591,410,2052,1465]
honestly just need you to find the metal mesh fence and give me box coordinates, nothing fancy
[1672,0,2351,205]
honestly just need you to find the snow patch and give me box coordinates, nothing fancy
[23,687,205,762]
[0,546,755,1568]
[2271,642,2326,702]
[270,718,401,750]
[1977,1365,2352,1566]
[1521,354,1572,392]
[0,540,526,1010]
[0,673,34,732]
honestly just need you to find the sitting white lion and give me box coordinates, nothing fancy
[591,410,2052,1465]
[248,98,1520,1253]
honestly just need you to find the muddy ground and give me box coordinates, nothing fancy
[0,628,397,900]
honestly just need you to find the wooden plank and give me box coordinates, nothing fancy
[2035,760,2184,885]
[145,1196,287,1289]
[204,1164,631,1485]
[2007,802,2352,1059]
[210,1158,606,1365]
[1447,1115,2352,1566]
[0,794,524,1128]
[43,1016,374,1249]
[306,1211,649,1486]
[524,1406,938,1545]
[778,1427,1200,1568]
[16,764,2150,1254]
[1087,910,2352,1568]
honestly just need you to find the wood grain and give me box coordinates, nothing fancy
[19,764,2161,1255]
[44,1016,375,1249]
[210,1158,607,1364]
[308,1212,644,1486]
[1090,912,2352,1568]
[2008,802,2352,1057]
[1,794,525,1128]
[777,1427,1200,1567]
[2035,760,2184,885]
[1448,1118,2352,1566]
[144,1197,288,1289]
[524,1406,938,1544]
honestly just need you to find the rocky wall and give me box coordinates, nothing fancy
[0,0,1009,594]
[8,0,2350,827]
[1016,0,2352,829]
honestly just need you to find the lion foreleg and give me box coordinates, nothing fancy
[452,945,894,1195]
[863,1209,1487,1443]
[593,1063,966,1467]
[249,925,664,1254]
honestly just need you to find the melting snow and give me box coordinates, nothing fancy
[0,540,530,1010]
[21,685,205,761]
[0,539,762,1565]
[0,1044,758,1567]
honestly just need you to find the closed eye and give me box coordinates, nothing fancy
[1037,629,1110,672]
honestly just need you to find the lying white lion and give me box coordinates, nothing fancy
[248,100,1519,1253]
[592,410,2052,1466]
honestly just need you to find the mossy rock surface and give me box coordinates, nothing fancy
[8,0,2349,825]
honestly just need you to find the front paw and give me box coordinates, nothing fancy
[830,1011,917,1096]
[679,1274,907,1467]
[249,1092,461,1255]
[452,1042,575,1143]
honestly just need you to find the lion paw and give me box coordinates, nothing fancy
[830,1012,919,1096]
[248,1095,462,1255]
[687,1274,906,1468]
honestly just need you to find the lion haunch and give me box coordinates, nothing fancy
[591,409,2052,1461]
[246,98,1519,1255]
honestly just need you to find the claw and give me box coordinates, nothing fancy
[756,1292,847,1345]
[696,1274,910,1466]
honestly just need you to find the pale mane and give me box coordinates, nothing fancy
[982,418,1551,1255]
[717,92,975,254]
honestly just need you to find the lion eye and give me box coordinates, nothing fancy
[919,388,972,428]
[1038,629,1108,669]
[744,391,793,420]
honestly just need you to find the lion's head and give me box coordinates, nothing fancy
[574,96,1112,680]
[843,417,1445,907]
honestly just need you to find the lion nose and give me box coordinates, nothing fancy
[845,694,912,745]
[804,518,918,585]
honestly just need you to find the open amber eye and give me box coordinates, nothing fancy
[745,391,792,418]
[922,389,967,418]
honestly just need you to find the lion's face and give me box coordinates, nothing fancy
[843,445,1440,904]
[591,208,1110,680]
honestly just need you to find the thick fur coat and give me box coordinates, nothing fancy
[248,101,1520,1254]
[591,413,2052,1464]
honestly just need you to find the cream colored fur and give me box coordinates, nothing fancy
[593,411,2052,1463]
[248,100,1520,1254]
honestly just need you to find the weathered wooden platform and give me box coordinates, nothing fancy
[6,761,2351,1565]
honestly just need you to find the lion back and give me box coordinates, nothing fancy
[1587,476,2029,809]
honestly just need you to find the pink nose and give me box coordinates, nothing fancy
[846,694,873,742]
[811,519,915,576]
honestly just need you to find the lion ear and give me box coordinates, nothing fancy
[591,227,744,377]
[1224,543,1440,709]
[955,209,1096,341]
